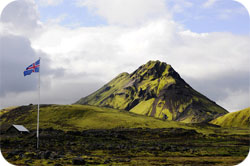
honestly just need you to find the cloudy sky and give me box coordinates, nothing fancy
[0,0,249,112]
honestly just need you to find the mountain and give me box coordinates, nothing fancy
[75,60,228,123]
[210,107,250,128]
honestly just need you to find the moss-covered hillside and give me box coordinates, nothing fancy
[0,104,193,131]
[76,60,228,123]
[210,107,250,128]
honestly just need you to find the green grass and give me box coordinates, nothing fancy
[0,104,192,131]
[1,105,249,136]
[0,106,18,116]
[130,98,155,115]
[210,107,250,128]
[75,72,130,108]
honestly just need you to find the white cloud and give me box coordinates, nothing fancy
[0,0,63,109]
[203,0,218,8]
[32,19,180,77]
[0,0,42,38]
[216,6,248,20]
[29,18,250,112]
[0,0,15,14]
[217,90,250,112]
[174,31,250,79]
[75,0,169,26]
[37,0,63,7]
[169,0,193,14]
[1,0,249,112]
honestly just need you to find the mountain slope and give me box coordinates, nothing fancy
[76,60,228,123]
[210,107,250,128]
[0,104,192,131]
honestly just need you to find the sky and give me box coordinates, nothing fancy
[0,0,249,112]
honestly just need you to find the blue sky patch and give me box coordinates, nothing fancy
[36,0,249,34]
[36,0,107,28]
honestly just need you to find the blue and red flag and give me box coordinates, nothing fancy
[24,59,40,76]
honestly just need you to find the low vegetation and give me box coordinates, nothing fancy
[1,105,249,165]
[0,104,190,131]
[210,107,250,128]
[1,127,249,166]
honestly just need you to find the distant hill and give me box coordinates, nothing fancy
[210,107,250,128]
[0,104,191,131]
[75,60,228,123]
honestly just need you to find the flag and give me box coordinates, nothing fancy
[24,59,40,76]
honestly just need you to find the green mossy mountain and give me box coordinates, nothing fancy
[210,107,250,128]
[75,60,228,123]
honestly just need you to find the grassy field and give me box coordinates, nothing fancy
[0,104,191,131]
[0,104,248,134]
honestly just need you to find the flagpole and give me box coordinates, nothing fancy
[37,57,40,149]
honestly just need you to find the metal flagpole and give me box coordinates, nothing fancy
[37,57,40,149]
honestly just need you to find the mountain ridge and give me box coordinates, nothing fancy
[76,60,228,123]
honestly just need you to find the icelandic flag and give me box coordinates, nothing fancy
[24,59,40,76]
